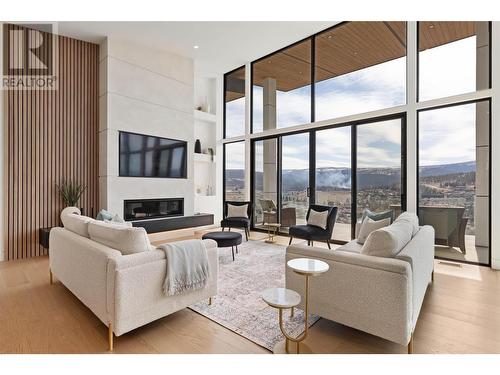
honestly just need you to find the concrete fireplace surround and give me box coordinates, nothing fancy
[99,38,195,218]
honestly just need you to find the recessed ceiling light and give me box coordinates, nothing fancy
[327,35,333,39]
[193,45,199,49]
[353,51,358,55]
[429,24,435,29]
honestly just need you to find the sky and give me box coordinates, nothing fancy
[225,35,483,171]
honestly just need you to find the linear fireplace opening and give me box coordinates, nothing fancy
[124,198,184,221]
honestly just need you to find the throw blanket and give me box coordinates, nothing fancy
[159,239,210,296]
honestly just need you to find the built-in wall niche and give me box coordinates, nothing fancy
[194,76,217,214]
[194,76,216,115]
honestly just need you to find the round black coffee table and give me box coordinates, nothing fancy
[202,231,242,261]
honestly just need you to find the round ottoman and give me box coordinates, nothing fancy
[202,231,242,261]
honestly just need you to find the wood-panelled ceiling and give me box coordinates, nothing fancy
[226,21,479,102]
[314,21,406,84]
[419,21,476,51]
[225,66,246,102]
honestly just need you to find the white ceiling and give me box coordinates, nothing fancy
[56,21,336,76]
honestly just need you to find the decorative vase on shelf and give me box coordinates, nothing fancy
[194,139,202,154]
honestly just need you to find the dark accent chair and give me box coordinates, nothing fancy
[288,205,338,249]
[221,201,253,241]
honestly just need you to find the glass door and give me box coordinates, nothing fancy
[250,116,405,242]
[315,126,352,241]
[280,133,310,232]
[253,138,279,231]
[355,118,404,224]
[418,101,490,265]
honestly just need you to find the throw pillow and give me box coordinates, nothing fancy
[88,221,152,255]
[227,203,248,218]
[307,209,329,230]
[361,219,414,257]
[357,216,391,244]
[362,208,394,223]
[61,212,94,238]
[394,212,420,237]
[96,209,113,221]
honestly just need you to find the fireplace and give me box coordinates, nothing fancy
[124,198,184,221]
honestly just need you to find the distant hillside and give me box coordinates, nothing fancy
[419,161,476,177]
[226,161,475,191]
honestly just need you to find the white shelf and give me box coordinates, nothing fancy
[194,153,214,163]
[194,110,216,124]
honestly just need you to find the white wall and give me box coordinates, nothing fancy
[99,38,195,217]
[491,22,500,269]
[215,75,224,222]
[0,22,4,261]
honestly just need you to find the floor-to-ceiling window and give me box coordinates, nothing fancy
[281,133,310,230]
[356,118,403,221]
[224,142,245,202]
[253,138,278,230]
[252,39,312,133]
[418,101,490,265]
[315,22,406,120]
[417,21,491,265]
[315,126,352,241]
[224,21,493,264]
[224,66,246,138]
[250,115,405,240]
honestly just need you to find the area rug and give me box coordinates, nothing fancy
[190,239,319,351]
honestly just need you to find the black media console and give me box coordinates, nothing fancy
[131,213,214,234]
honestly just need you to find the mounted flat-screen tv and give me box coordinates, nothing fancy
[119,131,187,178]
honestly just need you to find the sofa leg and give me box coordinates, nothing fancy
[407,333,413,354]
[208,297,212,305]
[431,270,434,282]
[311,241,314,246]
[49,269,53,285]
[108,322,114,352]
[289,237,293,245]
[326,240,331,250]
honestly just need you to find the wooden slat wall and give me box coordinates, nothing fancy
[4,25,99,260]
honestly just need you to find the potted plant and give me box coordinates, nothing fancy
[56,179,87,211]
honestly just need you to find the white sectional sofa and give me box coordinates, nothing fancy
[286,213,435,353]
[49,208,218,351]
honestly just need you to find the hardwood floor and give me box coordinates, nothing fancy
[1,230,499,354]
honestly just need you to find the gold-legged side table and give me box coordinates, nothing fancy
[264,222,281,243]
[262,258,329,354]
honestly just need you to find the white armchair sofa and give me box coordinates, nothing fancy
[286,215,434,353]
[49,208,218,351]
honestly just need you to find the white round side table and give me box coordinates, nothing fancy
[262,258,329,354]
